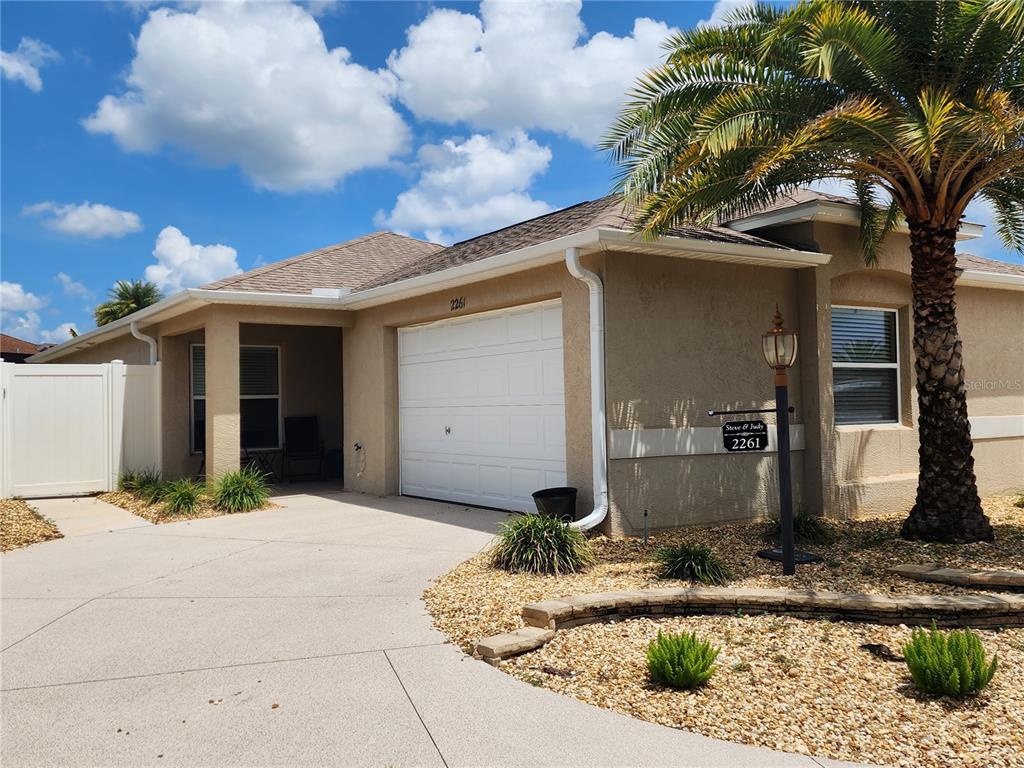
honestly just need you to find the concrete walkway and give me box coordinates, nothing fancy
[1,491,870,767]
[29,495,151,537]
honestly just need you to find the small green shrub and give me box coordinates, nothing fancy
[903,624,998,698]
[653,543,732,585]
[1014,492,1024,509]
[647,631,719,690]
[490,514,593,575]
[763,509,835,547]
[161,478,204,515]
[119,468,160,495]
[212,467,270,513]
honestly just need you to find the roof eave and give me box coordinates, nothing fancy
[958,269,1024,291]
[339,227,830,310]
[27,288,350,363]
[727,200,984,241]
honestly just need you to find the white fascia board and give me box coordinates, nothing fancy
[593,228,830,267]
[728,201,984,241]
[338,228,830,310]
[337,229,604,310]
[28,292,201,363]
[186,288,349,309]
[29,288,349,363]
[958,269,1024,291]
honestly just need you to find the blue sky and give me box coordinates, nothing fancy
[1,1,1020,344]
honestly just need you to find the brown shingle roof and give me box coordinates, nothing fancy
[957,252,1024,277]
[360,195,786,290]
[1,334,41,355]
[203,231,443,294]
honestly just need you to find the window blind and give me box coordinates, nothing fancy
[831,307,899,425]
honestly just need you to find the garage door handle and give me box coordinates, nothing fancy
[444,426,451,435]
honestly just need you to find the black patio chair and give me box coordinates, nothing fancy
[283,416,325,481]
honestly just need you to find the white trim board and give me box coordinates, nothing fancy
[970,415,1024,440]
[610,424,806,460]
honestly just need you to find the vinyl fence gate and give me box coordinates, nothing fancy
[0,361,161,498]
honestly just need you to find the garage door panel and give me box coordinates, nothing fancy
[399,301,567,512]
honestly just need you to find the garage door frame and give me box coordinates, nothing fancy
[397,299,567,512]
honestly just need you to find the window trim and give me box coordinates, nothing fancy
[831,305,901,426]
[190,343,283,454]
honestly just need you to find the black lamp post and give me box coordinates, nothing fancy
[761,307,798,576]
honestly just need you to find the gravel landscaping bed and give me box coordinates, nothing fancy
[424,494,1024,768]
[0,498,62,551]
[503,614,1022,768]
[98,490,275,524]
[426,494,1024,652]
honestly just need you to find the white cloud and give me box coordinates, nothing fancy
[1,281,46,313]
[40,322,79,344]
[55,272,92,298]
[697,1,751,28]
[2,311,77,344]
[144,226,242,293]
[377,131,552,244]
[0,37,60,92]
[22,201,143,239]
[388,0,675,145]
[84,2,409,191]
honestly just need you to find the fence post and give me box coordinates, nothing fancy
[109,360,126,492]
[0,363,10,498]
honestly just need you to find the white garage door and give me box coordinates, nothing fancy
[398,300,566,512]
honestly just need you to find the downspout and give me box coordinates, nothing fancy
[130,321,158,365]
[564,247,609,532]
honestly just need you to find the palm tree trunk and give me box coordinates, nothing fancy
[900,222,993,543]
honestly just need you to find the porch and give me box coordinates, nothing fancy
[156,305,345,484]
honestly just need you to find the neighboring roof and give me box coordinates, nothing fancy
[361,195,786,290]
[957,252,1024,278]
[203,231,443,295]
[1,334,40,355]
[725,186,985,240]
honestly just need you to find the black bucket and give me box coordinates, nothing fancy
[532,487,578,522]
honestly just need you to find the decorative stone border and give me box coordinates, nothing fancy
[890,564,1024,589]
[474,587,1024,663]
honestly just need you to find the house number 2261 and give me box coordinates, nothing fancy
[450,296,466,311]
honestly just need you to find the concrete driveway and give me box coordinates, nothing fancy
[1,491,865,767]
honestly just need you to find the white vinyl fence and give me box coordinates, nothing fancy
[0,361,161,498]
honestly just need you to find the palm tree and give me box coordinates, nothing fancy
[94,280,163,327]
[604,0,1023,543]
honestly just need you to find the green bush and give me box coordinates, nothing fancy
[119,468,160,496]
[763,509,835,547]
[161,478,204,515]
[212,467,270,513]
[647,631,719,690]
[490,514,593,575]
[653,543,732,585]
[903,624,998,698]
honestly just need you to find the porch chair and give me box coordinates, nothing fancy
[283,416,325,482]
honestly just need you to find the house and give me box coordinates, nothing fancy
[1,334,42,364]
[29,191,1024,535]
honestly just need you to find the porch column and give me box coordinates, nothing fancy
[205,316,240,480]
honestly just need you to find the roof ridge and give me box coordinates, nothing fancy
[443,196,618,250]
[205,231,395,290]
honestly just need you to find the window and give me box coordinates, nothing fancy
[190,344,281,453]
[831,307,899,425]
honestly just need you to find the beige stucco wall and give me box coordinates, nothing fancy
[43,333,151,365]
[803,223,1024,517]
[603,251,806,534]
[342,260,595,516]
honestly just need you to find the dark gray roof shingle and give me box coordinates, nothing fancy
[360,195,785,289]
